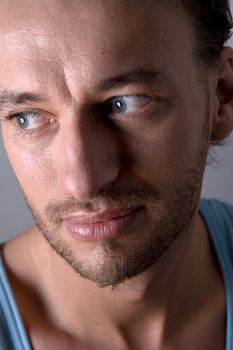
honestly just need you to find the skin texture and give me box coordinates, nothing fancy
[0,0,233,349]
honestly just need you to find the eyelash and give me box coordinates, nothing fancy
[2,112,53,137]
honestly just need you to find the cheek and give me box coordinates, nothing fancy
[4,139,55,202]
[125,112,205,188]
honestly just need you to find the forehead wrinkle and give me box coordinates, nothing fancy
[0,0,196,111]
[1,29,81,106]
[0,47,81,111]
[0,59,74,115]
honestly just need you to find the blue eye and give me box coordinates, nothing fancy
[16,112,45,130]
[110,95,151,115]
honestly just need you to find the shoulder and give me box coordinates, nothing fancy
[199,198,233,264]
[0,226,42,313]
[0,227,43,349]
[0,248,28,349]
[200,198,233,279]
[200,198,233,230]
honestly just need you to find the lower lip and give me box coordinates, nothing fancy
[64,208,142,241]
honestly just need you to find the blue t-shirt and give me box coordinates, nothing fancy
[199,199,233,350]
[0,198,232,350]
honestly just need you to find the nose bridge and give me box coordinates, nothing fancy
[57,116,119,200]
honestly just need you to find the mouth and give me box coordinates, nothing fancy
[63,207,143,241]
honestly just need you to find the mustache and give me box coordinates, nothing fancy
[44,186,160,222]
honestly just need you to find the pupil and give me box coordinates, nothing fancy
[116,101,123,109]
[20,116,26,124]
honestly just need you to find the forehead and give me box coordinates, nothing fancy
[0,0,193,98]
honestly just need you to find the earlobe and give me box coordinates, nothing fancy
[211,47,233,142]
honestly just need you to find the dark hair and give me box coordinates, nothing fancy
[181,0,233,66]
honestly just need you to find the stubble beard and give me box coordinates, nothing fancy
[24,100,210,289]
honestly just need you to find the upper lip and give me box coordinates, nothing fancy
[63,207,140,224]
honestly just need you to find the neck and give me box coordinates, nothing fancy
[30,208,221,342]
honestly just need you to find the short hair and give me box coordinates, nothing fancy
[181,0,233,67]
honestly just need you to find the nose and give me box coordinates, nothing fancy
[55,116,120,201]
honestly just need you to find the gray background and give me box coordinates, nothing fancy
[0,8,233,242]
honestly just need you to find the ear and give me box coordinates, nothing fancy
[211,47,233,142]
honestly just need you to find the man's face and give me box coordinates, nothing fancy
[0,0,211,288]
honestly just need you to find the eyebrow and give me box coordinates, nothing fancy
[0,69,172,113]
[97,68,173,91]
[0,90,46,113]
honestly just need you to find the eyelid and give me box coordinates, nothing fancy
[10,109,43,118]
[8,109,55,123]
[2,109,41,122]
[107,93,149,101]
